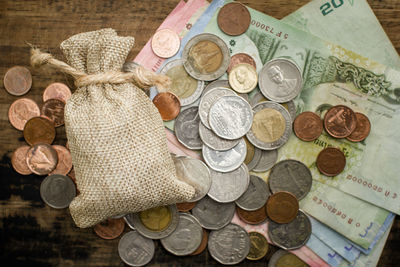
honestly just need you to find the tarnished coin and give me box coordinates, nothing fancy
[229,63,258,93]
[316,147,346,176]
[94,218,125,239]
[8,98,40,131]
[207,163,250,203]
[26,143,58,175]
[259,58,302,103]
[43,82,72,103]
[266,191,299,224]
[236,175,269,211]
[50,145,73,175]
[118,231,155,267]
[41,99,65,127]
[324,105,357,138]
[209,95,253,140]
[192,195,235,230]
[236,205,268,225]
[268,249,308,267]
[160,213,203,256]
[208,223,250,265]
[40,174,76,209]
[199,121,240,151]
[191,229,208,255]
[268,210,311,250]
[346,112,371,142]
[252,149,278,173]
[227,53,257,73]
[182,33,230,81]
[247,231,269,260]
[174,107,202,150]
[268,160,312,200]
[217,2,251,36]
[202,138,246,173]
[246,102,292,150]
[160,59,204,106]
[152,92,181,121]
[4,66,32,96]
[293,111,323,141]
[11,146,32,175]
[151,28,180,58]
[202,79,231,96]
[23,117,56,146]
[176,202,196,212]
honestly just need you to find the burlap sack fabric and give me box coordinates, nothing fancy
[31,28,195,228]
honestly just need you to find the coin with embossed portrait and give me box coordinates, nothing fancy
[316,147,346,176]
[41,98,65,127]
[294,111,323,141]
[174,107,202,150]
[229,63,258,93]
[151,28,180,59]
[11,145,32,175]
[8,98,40,131]
[40,174,76,209]
[23,116,56,146]
[118,230,155,267]
[43,82,72,103]
[4,66,32,96]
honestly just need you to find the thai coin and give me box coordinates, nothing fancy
[202,79,231,96]
[266,191,299,224]
[202,138,246,173]
[3,66,32,96]
[131,205,179,239]
[207,163,250,203]
[324,105,357,138]
[259,58,302,103]
[93,218,125,240]
[182,33,230,81]
[152,92,181,121]
[41,99,65,127]
[244,137,262,171]
[252,149,278,173]
[26,143,58,175]
[124,214,136,230]
[151,28,180,58]
[268,160,312,200]
[176,202,196,212]
[160,59,204,106]
[174,107,202,150]
[250,92,296,122]
[11,146,32,175]
[40,174,76,209]
[217,2,251,36]
[346,112,371,142]
[236,205,268,225]
[268,249,308,267]
[43,82,72,103]
[316,147,346,176]
[118,230,155,267]
[227,53,257,73]
[246,101,292,150]
[209,95,253,140]
[268,210,312,250]
[208,223,250,265]
[250,91,268,107]
[229,63,258,93]
[199,121,240,151]
[191,195,235,230]
[160,213,203,256]
[23,116,56,146]
[293,111,323,141]
[247,231,269,260]
[50,145,73,176]
[235,175,270,211]
[8,98,40,131]
[191,228,208,255]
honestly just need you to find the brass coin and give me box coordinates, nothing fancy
[253,108,286,143]
[11,146,32,175]
[247,231,269,260]
[139,206,172,231]
[26,143,58,175]
[41,99,65,127]
[244,136,255,165]
[227,53,257,73]
[228,63,258,93]
[346,112,371,142]
[266,191,299,224]
[152,92,181,121]
[8,98,40,131]
[190,40,222,74]
[93,218,125,240]
[23,117,55,146]
[176,202,196,212]
[217,2,251,36]
[3,66,32,96]
[276,253,308,267]
[50,145,73,176]
[190,229,208,256]
[316,147,346,176]
[43,82,72,103]
[324,105,357,138]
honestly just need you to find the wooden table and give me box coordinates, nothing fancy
[0,0,398,266]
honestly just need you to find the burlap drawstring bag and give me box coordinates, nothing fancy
[30,28,195,228]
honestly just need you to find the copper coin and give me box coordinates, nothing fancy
[151,28,181,58]
[316,147,346,177]
[152,92,181,121]
[26,143,58,175]
[93,218,125,240]
[41,99,65,127]
[346,112,371,142]
[50,145,73,175]
[176,202,196,212]
[23,116,55,146]
[3,66,32,96]
[236,205,267,225]
[8,98,40,131]
[227,53,256,73]
[293,111,323,142]
[266,191,299,224]
[190,228,208,255]
[217,2,251,36]
[324,105,357,138]
[11,146,32,175]
[43,82,72,103]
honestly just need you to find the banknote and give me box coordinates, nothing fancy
[307,233,344,267]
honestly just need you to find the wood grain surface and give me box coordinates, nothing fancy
[0,0,399,266]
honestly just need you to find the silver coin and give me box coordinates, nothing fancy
[202,80,231,96]
[252,149,278,172]
[174,106,202,150]
[246,101,292,150]
[199,87,236,129]
[40,174,76,209]
[118,230,155,267]
[202,138,246,173]
[124,214,136,230]
[160,213,203,256]
[250,91,267,107]
[172,155,211,202]
[246,146,262,171]
[268,159,312,200]
[268,249,293,267]
[207,163,250,203]
[199,121,240,151]
[191,195,235,230]
[131,205,179,239]
[286,100,297,122]
[182,33,230,81]
[209,95,253,140]
[259,58,302,103]
[159,59,205,106]
[208,223,250,265]
[268,210,312,250]
[235,175,270,211]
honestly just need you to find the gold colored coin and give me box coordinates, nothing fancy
[276,253,308,267]
[189,40,223,74]
[166,64,198,99]
[228,63,258,93]
[247,231,269,260]
[244,136,255,165]
[139,206,172,232]
[252,108,286,143]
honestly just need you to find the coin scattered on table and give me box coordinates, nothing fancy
[235,175,270,211]
[11,145,32,175]
[268,249,308,267]
[236,205,268,225]
[23,116,56,146]
[50,145,73,175]
[217,2,251,36]
[40,174,76,209]
[252,149,278,172]
[346,112,371,142]
[293,111,323,141]
[316,147,346,176]
[94,218,125,240]
[26,143,58,175]
[118,231,155,267]
[199,121,240,151]
[151,28,180,58]
[227,53,257,73]
[8,98,40,131]
[3,66,32,96]
[41,98,65,127]
[152,92,181,121]
[247,231,269,260]
[43,82,72,103]
[174,107,202,150]
[266,191,299,224]
[229,63,258,93]
[324,105,357,138]
[202,79,231,96]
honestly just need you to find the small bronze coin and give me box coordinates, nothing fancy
[43,82,72,103]
[152,92,181,121]
[324,105,357,138]
[346,112,371,142]
[8,98,40,131]
[41,99,65,127]
[50,145,73,175]
[293,111,323,141]
[176,201,196,212]
[316,147,346,176]
[93,218,125,240]
[236,205,267,225]
[151,28,181,59]
[247,231,269,260]
[266,191,299,224]
[26,143,58,175]
[190,228,208,255]
[217,2,251,36]
[227,53,257,73]
[11,146,32,175]
[3,66,32,96]
[23,116,55,146]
